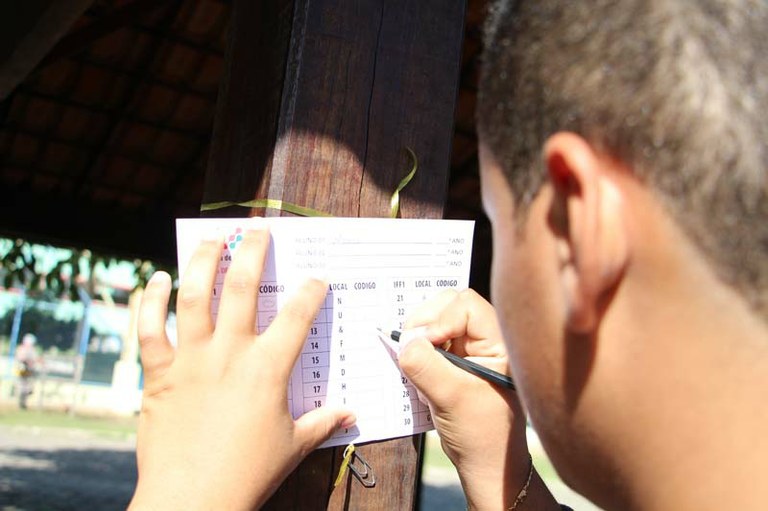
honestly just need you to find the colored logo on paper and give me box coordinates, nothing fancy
[225,228,244,251]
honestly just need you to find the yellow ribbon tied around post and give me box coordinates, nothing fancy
[200,148,418,218]
[200,151,418,489]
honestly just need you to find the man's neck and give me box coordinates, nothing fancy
[600,230,768,510]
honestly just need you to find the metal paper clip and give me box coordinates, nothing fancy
[348,450,376,488]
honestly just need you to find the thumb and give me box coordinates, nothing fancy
[398,337,462,409]
[294,407,356,451]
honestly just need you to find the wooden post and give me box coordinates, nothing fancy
[203,1,466,509]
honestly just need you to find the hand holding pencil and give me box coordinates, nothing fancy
[377,327,515,389]
[396,289,533,511]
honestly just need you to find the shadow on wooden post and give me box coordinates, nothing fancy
[203,1,466,508]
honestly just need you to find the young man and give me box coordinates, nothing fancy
[402,1,768,509]
[130,1,767,509]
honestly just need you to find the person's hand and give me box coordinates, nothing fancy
[129,230,355,511]
[398,289,557,511]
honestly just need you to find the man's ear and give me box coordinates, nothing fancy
[544,132,628,334]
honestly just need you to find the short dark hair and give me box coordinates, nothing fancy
[478,0,768,316]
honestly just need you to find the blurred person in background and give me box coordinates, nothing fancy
[15,333,40,410]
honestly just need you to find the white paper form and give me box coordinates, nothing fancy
[176,217,474,448]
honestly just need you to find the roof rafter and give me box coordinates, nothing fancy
[36,0,175,69]
[72,0,187,200]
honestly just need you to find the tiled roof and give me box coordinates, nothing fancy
[0,0,489,294]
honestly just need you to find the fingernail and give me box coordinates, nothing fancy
[307,272,330,285]
[341,414,357,429]
[397,335,422,361]
[202,231,223,243]
[147,271,171,287]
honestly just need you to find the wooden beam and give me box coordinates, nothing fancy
[203,0,465,509]
[203,0,295,210]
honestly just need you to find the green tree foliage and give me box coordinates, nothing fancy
[0,237,177,303]
[0,237,178,355]
[0,302,79,353]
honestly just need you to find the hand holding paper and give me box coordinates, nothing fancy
[129,230,354,511]
[175,217,474,447]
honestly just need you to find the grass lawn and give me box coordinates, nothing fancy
[0,405,599,509]
[422,429,603,510]
[422,428,558,479]
[0,406,138,440]
[0,406,558,483]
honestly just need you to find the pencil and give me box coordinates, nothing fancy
[377,328,516,390]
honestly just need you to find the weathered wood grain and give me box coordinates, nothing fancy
[203,0,466,508]
[203,0,295,211]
